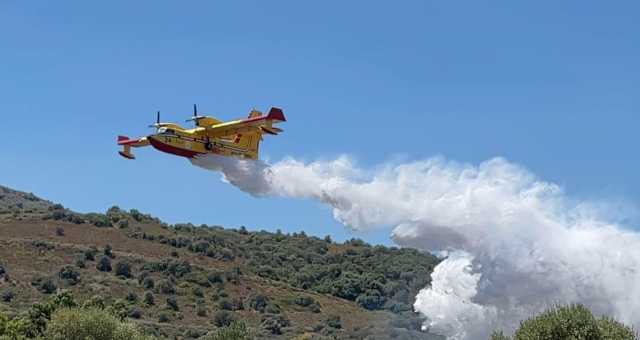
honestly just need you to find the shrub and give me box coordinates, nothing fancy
[125,291,138,302]
[207,272,224,284]
[143,291,154,306]
[1,290,14,302]
[166,296,179,311]
[142,276,155,289]
[261,313,290,335]
[192,287,204,298]
[107,299,129,320]
[58,266,80,285]
[36,278,57,294]
[492,304,638,340]
[75,258,86,269]
[203,320,251,340]
[325,315,342,329]
[83,295,105,309]
[128,308,142,319]
[44,308,150,340]
[114,261,132,278]
[96,256,112,272]
[83,247,97,261]
[213,310,235,327]
[158,313,170,323]
[219,299,234,311]
[246,294,269,313]
[55,227,65,236]
[104,244,115,258]
[156,280,176,294]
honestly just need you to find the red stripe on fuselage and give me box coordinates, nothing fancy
[148,136,204,159]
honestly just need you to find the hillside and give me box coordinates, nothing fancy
[0,185,442,339]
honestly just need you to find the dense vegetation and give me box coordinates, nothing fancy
[491,304,637,340]
[131,220,439,314]
[0,186,441,339]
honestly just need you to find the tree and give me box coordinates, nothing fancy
[491,304,638,340]
[166,296,179,311]
[143,291,154,306]
[58,266,80,285]
[96,256,112,272]
[1,290,14,302]
[114,261,132,278]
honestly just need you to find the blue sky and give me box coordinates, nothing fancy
[1,1,638,245]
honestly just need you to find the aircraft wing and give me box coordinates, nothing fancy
[203,107,286,138]
[117,135,149,159]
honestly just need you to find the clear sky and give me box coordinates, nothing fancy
[1,1,638,245]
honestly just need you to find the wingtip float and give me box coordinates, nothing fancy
[117,105,286,161]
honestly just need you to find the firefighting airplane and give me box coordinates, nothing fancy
[117,105,285,160]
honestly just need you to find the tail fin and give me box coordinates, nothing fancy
[266,107,286,122]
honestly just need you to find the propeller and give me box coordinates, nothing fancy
[185,104,203,127]
[148,111,161,128]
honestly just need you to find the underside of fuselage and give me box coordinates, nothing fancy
[147,134,255,160]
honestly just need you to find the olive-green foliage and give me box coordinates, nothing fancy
[58,265,80,285]
[491,304,638,340]
[97,256,112,272]
[143,291,154,306]
[0,290,76,338]
[203,321,251,340]
[214,310,236,327]
[44,307,152,340]
[141,226,439,312]
[114,261,132,278]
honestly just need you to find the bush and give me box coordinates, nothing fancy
[75,258,86,269]
[96,256,112,272]
[246,294,269,313]
[44,307,151,340]
[104,244,115,258]
[58,266,80,285]
[156,279,176,294]
[219,299,234,311]
[213,310,235,327]
[492,304,638,340]
[35,278,57,294]
[83,247,97,261]
[142,276,155,289]
[114,261,132,278]
[125,291,138,302]
[207,272,224,284]
[55,227,65,236]
[166,296,179,311]
[143,291,154,306]
[325,315,342,329]
[128,308,142,319]
[1,290,14,302]
[261,314,290,335]
[192,287,204,298]
[158,313,170,323]
[203,320,251,340]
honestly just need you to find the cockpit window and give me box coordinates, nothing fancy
[157,127,175,135]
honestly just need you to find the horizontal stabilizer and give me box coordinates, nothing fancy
[260,126,280,135]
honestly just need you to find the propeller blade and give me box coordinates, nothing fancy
[157,111,160,124]
[193,104,197,117]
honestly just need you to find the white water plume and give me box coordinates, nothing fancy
[191,154,640,339]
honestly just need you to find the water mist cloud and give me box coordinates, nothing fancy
[191,154,640,339]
